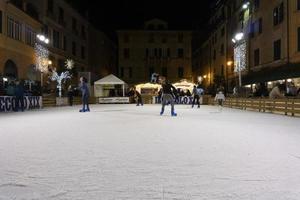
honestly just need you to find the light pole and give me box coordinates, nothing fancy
[36,34,50,96]
[232,32,245,87]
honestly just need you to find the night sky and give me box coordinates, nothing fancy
[67,0,212,38]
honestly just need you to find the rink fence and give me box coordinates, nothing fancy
[209,98,300,117]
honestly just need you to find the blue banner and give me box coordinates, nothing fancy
[0,96,42,112]
[153,96,195,104]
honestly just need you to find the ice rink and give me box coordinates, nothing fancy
[0,104,300,200]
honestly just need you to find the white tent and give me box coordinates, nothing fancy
[94,74,126,97]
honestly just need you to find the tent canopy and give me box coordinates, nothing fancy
[94,74,125,85]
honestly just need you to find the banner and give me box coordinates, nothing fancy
[153,96,202,104]
[0,96,42,112]
[99,97,129,104]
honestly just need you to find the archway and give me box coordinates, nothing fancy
[4,59,18,79]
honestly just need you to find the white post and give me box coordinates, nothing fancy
[122,84,125,97]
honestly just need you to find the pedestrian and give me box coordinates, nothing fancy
[160,80,177,116]
[269,83,285,99]
[14,80,25,112]
[79,77,90,112]
[151,73,159,83]
[67,85,74,106]
[215,90,226,111]
[135,89,143,106]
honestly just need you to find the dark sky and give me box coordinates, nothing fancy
[67,0,212,38]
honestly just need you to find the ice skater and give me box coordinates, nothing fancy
[79,77,90,112]
[151,73,159,83]
[160,80,177,116]
[135,89,143,106]
[191,85,203,108]
[215,90,225,111]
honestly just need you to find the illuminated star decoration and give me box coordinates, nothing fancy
[34,43,49,73]
[65,59,75,70]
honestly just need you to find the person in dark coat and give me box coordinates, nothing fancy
[67,85,74,106]
[160,80,177,116]
[79,77,90,112]
[135,89,143,106]
[192,86,200,108]
[14,80,25,112]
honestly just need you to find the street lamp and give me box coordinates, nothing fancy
[232,32,245,87]
[242,2,250,10]
[36,34,50,96]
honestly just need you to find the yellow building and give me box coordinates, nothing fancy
[118,19,192,85]
[194,0,300,92]
[0,0,41,82]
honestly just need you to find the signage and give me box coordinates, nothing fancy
[99,97,129,104]
[0,96,42,112]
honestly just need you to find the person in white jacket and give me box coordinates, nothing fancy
[215,91,225,111]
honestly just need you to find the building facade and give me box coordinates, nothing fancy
[0,0,42,95]
[118,19,192,85]
[194,0,300,92]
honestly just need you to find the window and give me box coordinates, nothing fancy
[7,17,22,41]
[177,48,184,58]
[213,49,216,60]
[254,49,260,66]
[72,17,77,33]
[72,41,77,56]
[149,34,154,43]
[178,67,184,78]
[124,34,129,43]
[254,0,260,10]
[273,39,281,60]
[149,67,154,78]
[0,10,2,34]
[250,23,255,38]
[25,26,35,46]
[120,67,124,77]
[178,33,183,43]
[298,27,300,52]
[273,3,284,26]
[53,30,60,48]
[47,0,54,13]
[221,27,225,37]
[63,35,67,51]
[58,7,64,24]
[162,67,167,77]
[298,0,300,10]
[81,46,85,60]
[145,48,149,58]
[221,65,224,76]
[123,48,130,59]
[154,48,158,57]
[129,67,133,78]
[259,18,263,34]
[158,48,162,58]
[167,48,171,57]
[220,44,224,56]
[81,26,86,40]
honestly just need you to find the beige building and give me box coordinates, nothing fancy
[194,0,300,92]
[0,0,42,94]
[118,19,192,85]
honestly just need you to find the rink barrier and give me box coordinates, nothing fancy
[42,97,96,107]
[209,98,300,117]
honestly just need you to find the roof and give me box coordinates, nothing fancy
[94,74,126,85]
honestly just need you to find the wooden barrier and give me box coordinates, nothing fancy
[43,97,96,108]
[209,97,300,117]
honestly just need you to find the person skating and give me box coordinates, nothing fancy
[192,85,203,108]
[14,80,24,112]
[215,90,225,111]
[79,77,90,112]
[135,89,143,106]
[67,85,74,106]
[160,80,177,116]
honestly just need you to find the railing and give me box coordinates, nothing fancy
[43,97,96,108]
[209,98,300,117]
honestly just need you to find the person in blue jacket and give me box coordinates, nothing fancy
[79,77,90,112]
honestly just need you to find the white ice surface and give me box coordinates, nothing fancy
[0,105,300,200]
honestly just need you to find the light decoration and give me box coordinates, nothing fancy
[50,69,72,98]
[234,41,247,73]
[34,43,49,73]
[65,59,75,70]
